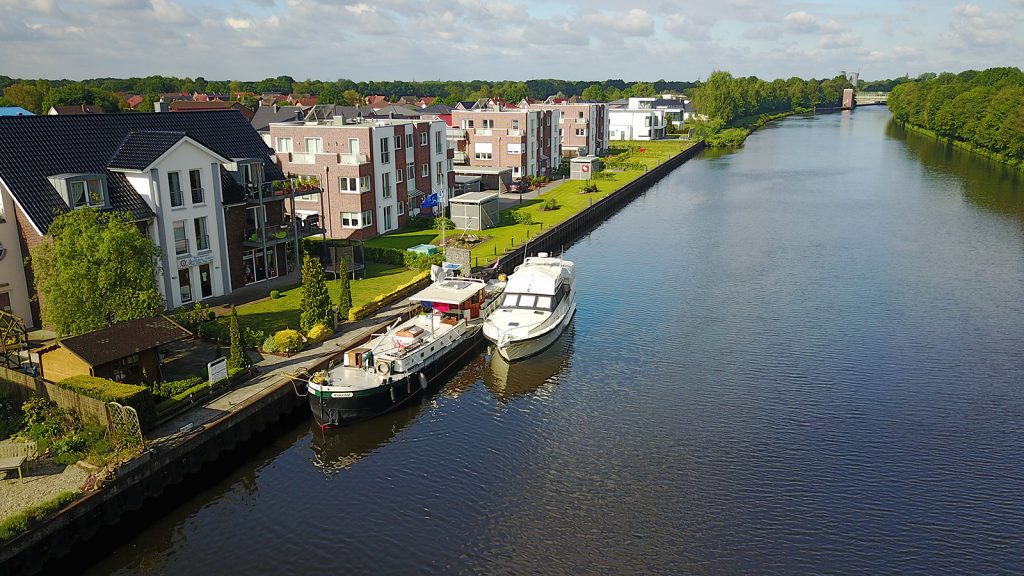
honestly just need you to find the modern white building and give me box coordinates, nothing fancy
[608,98,668,141]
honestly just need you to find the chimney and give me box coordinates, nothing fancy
[154,99,170,113]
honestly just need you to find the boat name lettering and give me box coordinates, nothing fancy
[331,392,354,398]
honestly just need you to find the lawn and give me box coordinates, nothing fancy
[366,140,695,266]
[226,262,420,335]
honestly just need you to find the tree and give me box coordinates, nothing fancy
[1,81,49,114]
[337,259,352,321]
[299,254,331,331]
[341,89,362,106]
[42,84,120,113]
[31,208,163,336]
[581,84,605,102]
[227,306,251,371]
[627,82,657,98]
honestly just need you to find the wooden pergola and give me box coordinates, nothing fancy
[0,310,33,372]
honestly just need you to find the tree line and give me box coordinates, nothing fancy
[0,75,698,114]
[887,67,1024,164]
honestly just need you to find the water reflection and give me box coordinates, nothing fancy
[484,322,575,403]
[309,404,423,475]
[887,120,1024,222]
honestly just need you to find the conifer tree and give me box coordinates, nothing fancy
[227,306,250,370]
[337,259,353,321]
[300,254,331,331]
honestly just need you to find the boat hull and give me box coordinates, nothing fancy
[310,328,483,427]
[494,304,576,362]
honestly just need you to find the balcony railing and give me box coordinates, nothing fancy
[476,128,493,136]
[446,128,466,139]
[574,118,587,124]
[191,188,205,204]
[453,151,468,164]
[291,153,315,164]
[244,179,323,203]
[174,237,188,255]
[195,234,210,252]
[339,152,368,165]
[244,220,324,247]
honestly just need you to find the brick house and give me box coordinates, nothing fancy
[450,105,561,180]
[269,116,453,240]
[525,99,610,157]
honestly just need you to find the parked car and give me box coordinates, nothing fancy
[506,181,525,193]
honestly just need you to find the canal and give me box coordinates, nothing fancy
[83,108,1024,575]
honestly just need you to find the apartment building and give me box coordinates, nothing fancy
[450,107,560,180]
[608,98,668,140]
[269,117,453,240]
[526,100,609,157]
[0,111,313,328]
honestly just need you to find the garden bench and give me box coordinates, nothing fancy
[0,441,37,479]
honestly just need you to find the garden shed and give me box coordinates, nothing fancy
[38,316,191,384]
[449,192,500,231]
[570,156,602,180]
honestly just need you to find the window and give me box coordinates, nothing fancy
[341,209,373,229]
[382,172,392,199]
[395,134,403,149]
[194,217,209,252]
[113,354,140,381]
[360,175,371,191]
[407,162,415,181]
[406,133,413,148]
[435,131,442,154]
[379,137,390,163]
[340,177,359,192]
[383,205,393,231]
[575,128,586,136]
[240,162,263,190]
[276,137,293,153]
[482,119,494,129]
[512,166,521,176]
[305,137,323,153]
[397,201,405,216]
[421,164,429,177]
[168,172,183,207]
[419,132,428,146]
[578,111,585,119]
[474,142,493,160]
[68,177,105,209]
[511,119,519,130]
[645,116,652,127]
[189,169,204,204]
[178,267,192,304]
[396,168,404,183]
[173,220,188,255]
[436,161,443,185]
[507,143,522,155]
[461,119,474,129]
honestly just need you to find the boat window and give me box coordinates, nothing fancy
[502,293,519,306]
[535,295,552,310]
[518,295,537,308]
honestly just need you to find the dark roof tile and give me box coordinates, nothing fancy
[58,316,191,366]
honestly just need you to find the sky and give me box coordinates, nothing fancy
[0,0,1021,82]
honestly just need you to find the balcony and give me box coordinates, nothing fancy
[446,128,467,139]
[476,128,493,136]
[243,218,324,248]
[453,151,468,164]
[339,152,368,166]
[291,152,315,164]
[574,118,587,125]
[244,178,323,204]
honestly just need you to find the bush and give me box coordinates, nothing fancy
[542,197,560,210]
[405,215,432,230]
[57,375,157,432]
[274,329,304,354]
[270,289,281,299]
[206,311,216,321]
[261,336,278,354]
[503,209,534,225]
[706,127,751,147]
[244,328,266,349]
[154,376,204,398]
[307,324,333,343]
[433,217,454,231]
[0,396,23,440]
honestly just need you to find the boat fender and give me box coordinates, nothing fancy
[376,360,391,375]
[390,384,396,403]
[407,379,411,394]
[419,372,427,390]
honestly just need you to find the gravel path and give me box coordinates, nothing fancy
[0,459,87,522]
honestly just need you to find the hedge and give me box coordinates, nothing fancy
[348,271,431,322]
[57,375,157,432]
[154,367,246,415]
[363,246,444,270]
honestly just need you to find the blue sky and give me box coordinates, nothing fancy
[0,0,1020,82]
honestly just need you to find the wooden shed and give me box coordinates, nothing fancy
[38,316,191,384]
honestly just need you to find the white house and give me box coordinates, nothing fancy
[608,98,668,141]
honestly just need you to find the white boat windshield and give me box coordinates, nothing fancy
[502,293,554,311]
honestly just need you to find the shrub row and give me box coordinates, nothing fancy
[348,271,430,322]
[362,246,444,270]
[154,367,246,415]
[57,375,157,432]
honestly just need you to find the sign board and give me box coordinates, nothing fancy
[207,357,228,384]
[446,247,471,272]
[581,164,590,173]
[179,253,215,269]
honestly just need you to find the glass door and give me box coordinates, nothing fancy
[199,263,213,298]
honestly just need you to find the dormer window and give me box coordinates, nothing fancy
[239,162,263,189]
[49,174,109,210]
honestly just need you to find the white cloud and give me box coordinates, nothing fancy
[583,9,655,37]
[224,17,254,30]
[149,0,195,24]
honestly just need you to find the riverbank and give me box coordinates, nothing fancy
[895,120,1024,171]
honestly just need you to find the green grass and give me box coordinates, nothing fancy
[367,140,694,266]
[227,262,420,334]
[0,491,79,540]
